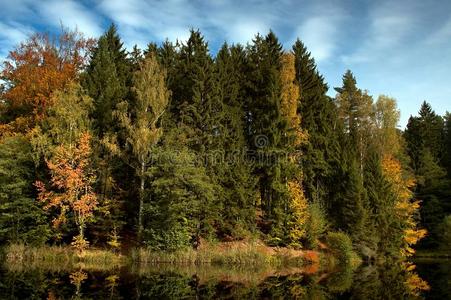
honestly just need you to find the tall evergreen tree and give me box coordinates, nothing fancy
[82,24,132,242]
[335,71,373,177]
[245,31,290,242]
[405,101,445,173]
[0,135,50,245]
[292,39,340,206]
[214,43,257,238]
[83,24,130,135]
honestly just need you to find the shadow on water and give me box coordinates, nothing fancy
[0,259,442,299]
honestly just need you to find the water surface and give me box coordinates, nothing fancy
[0,259,448,299]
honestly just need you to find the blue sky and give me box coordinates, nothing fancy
[0,0,450,127]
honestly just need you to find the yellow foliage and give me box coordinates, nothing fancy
[287,180,309,247]
[280,53,308,147]
[381,155,427,256]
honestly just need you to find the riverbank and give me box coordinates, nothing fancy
[2,239,360,273]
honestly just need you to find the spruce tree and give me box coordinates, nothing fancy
[364,150,401,255]
[0,135,50,245]
[245,31,290,242]
[292,39,340,206]
[214,43,257,238]
[84,24,130,136]
[335,70,373,178]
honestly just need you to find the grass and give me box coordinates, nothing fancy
[130,240,321,268]
[4,243,124,272]
[3,240,334,274]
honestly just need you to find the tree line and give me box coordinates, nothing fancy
[1,24,449,257]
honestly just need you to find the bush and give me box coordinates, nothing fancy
[305,201,327,248]
[144,224,191,251]
[325,231,356,267]
[438,215,451,252]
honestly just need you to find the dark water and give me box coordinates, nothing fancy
[0,260,449,299]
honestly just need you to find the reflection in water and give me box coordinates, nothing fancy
[0,260,439,299]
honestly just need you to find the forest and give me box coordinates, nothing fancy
[0,24,450,262]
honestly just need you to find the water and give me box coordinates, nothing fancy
[0,260,448,299]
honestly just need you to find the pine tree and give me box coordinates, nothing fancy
[246,32,288,234]
[82,24,132,243]
[0,135,50,245]
[364,149,400,255]
[405,101,445,172]
[214,43,257,238]
[83,24,130,136]
[292,40,340,206]
[335,70,373,178]
[404,102,447,249]
[334,153,368,242]
[147,145,217,250]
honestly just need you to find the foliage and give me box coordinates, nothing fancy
[305,201,328,249]
[0,135,50,245]
[0,28,93,134]
[35,132,98,247]
[382,155,427,256]
[325,231,355,267]
[286,180,309,248]
[115,53,169,240]
[437,215,451,252]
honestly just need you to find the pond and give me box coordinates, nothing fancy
[0,259,448,299]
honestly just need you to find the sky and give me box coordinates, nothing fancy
[0,0,450,127]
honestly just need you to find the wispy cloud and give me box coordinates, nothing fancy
[38,0,103,37]
[427,15,451,45]
[294,15,343,62]
[340,0,419,65]
[0,21,34,61]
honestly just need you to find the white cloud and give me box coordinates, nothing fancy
[38,0,103,37]
[341,1,415,64]
[427,15,451,44]
[295,16,341,62]
[0,22,34,61]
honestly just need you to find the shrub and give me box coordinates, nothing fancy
[144,224,191,252]
[325,231,355,266]
[305,201,327,248]
[438,215,451,252]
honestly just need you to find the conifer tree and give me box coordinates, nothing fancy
[335,70,373,178]
[245,31,289,240]
[292,40,340,206]
[83,24,130,136]
[214,43,257,237]
[0,135,50,245]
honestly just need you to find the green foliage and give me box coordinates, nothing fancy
[145,146,218,249]
[84,24,130,135]
[293,40,340,205]
[325,231,356,266]
[305,201,328,248]
[144,225,191,252]
[438,215,451,252]
[0,135,50,245]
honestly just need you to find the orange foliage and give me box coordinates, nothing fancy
[1,29,94,135]
[382,154,427,256]
[35,132,97,237]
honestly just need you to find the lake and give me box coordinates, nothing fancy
[0,259,449,299]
